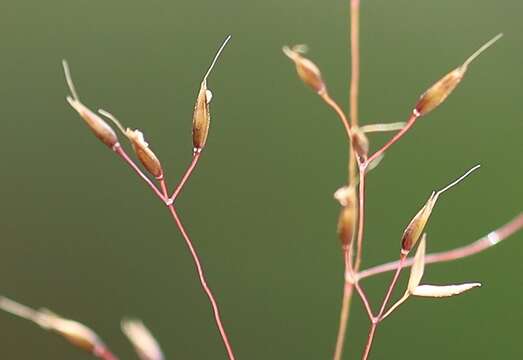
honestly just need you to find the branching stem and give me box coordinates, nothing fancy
[361,256,406,360]
[116,145,236,360]
[367,112,419,164]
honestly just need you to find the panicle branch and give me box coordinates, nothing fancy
[57,37,237,360]
[358,213,523,280]
[0,296,119,360]
[283,4,516,360]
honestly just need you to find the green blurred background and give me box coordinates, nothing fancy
[0,0,521,358]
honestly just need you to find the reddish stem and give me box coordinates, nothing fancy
[333,281,354,360]
[361,323,377,360]
[167,205,236,360]
[170,151,202,202]
[358,213,523,280]
[354,281,374,320]
[334,161,368,360]
[349,0,360,126]
[159,177,169,199]
[117,148,235,359]
[377,256,406,318]
[367,112,419,164]
[113,144,167,203]
[332,3,362,359]
[320,92,353,140]
[361,256,406,360]
[154,162,235,359]
[333,248,355,360]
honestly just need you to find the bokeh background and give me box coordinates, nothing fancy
[0,0,521,359]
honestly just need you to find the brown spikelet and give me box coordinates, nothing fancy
[415,34,502,116]
[42,313,105,354]
[192,36,231,152]
[0,297,108,356]
[62,61,118,149]
[336,187,356,249]
[415,68,465,116]
[127,130,163,178]
[98,110,163,178]
[283,45,326,94]
[66,98,119,148]
[192,84,211,151]
[401,165,480,254]
[401,193,437,254]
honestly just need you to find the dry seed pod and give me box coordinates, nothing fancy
[412,283,481,298]
[401,192,437,254]
[192,35,231,152]
[415,34,502,116]
[337,206,356,249]
[351,127,369,160]
[401,165,480,254]
[337,188,357,248]
[0,296,107,355]
[122,318,164,360]
[99,110,163,178]
[192,85,211,151]
[62,61,119,149]
[283,45,326,94]
[37,311,106,354]
[127,130,163,178]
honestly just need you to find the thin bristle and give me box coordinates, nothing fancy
[462,33,503,68]
[202,35,232,83]
[62,60,80,101]
[98,109,127,135]
[437,164,481,196]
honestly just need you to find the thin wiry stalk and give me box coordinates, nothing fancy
[115,141,236,359]
[159,177,236,360]
[170,152,202,202]
[358,213,523,280]
[360,257,406,359]
[333,1,362,359]
[167,205,236,360]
